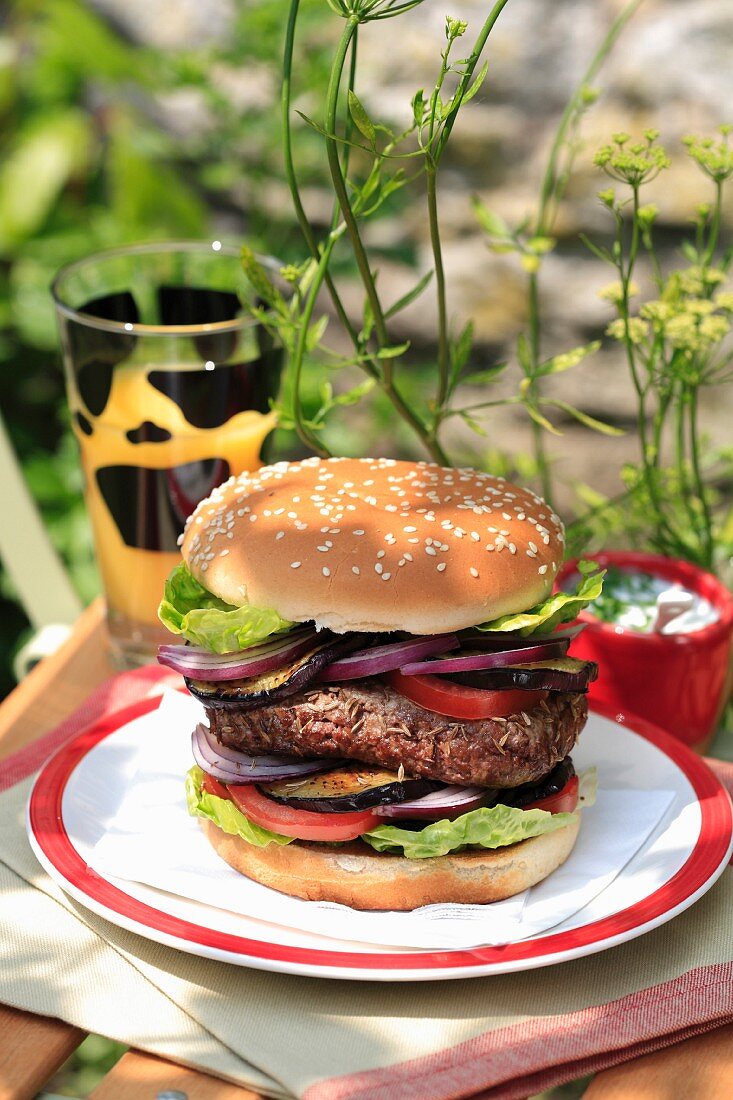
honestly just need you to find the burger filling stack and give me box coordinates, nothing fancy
[158,457,602,910]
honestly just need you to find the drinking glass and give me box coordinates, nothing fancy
[53,241,283,668]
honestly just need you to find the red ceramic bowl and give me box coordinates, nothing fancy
[557,551,733,750]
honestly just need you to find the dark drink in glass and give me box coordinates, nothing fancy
[53,242,283,667]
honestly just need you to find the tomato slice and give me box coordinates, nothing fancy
[202,773,231,800]
[384,669,548,720]
[523,774,579,814]
[227,783,380,841]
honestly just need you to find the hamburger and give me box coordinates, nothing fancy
[158,457,602,911]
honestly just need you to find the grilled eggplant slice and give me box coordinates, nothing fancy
[499,756,576,808]
[185,633,367,711]
[449,657,597,693]
[259,764,443,812]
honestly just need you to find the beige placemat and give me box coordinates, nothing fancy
[1,670,732,1100]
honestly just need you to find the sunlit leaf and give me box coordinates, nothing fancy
[471,195,510,238]
[376,342,410,358]
[0,110,91,249]
[460,60,489,106]
[347,90,377,145]
[536,341,601,376]
[525,403,561,435]
[385,270,433,319]
[547,399,625,436]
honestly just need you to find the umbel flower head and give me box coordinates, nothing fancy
[326,0,427,20]
[594,130,670,187]
[608,266,733,359]
[683,126,733,183]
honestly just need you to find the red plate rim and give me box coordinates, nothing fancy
[27,694,733,973]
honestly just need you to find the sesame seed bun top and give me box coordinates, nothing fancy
[181,457,565,634]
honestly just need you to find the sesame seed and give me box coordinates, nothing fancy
[404,525,417,532]
[276,531,285,540]
[375,563,383,574]
[381,572,391,581]
[404,552,413,561]
[323,567,331,577]
[354,529,365,536]
[436,562,447,572]
[539,564,548,574]
[470,567,479,578]
[471,532,480,541]
[317,546,330,552]
[425,546,437,556]
[291,561,301,569]
[377,549,385,559]
[220,549,230,557]
[352,566,360,575]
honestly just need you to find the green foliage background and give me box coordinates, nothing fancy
[0,0,335,695]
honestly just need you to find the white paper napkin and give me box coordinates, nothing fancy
[88,692,675,950]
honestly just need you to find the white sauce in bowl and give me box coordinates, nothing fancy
[568,567,720,634]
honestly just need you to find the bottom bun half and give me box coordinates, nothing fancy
[200,816,580,911]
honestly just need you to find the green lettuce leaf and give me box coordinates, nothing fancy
[186,766,294,848]
[186,767,579,862]
[362,803,578,859]
[476,561,605,636]
[158,562,294,653]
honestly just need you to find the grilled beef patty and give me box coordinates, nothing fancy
[204,681,587,789]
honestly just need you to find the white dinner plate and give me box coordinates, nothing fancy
[27,694,733,981]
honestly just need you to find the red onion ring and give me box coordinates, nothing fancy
[191,725,337,783]
[158,627,317,681]
[321,634,459,682]
[401,637,569,676]
[374,785,489,820]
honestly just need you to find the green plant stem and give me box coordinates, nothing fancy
[426,161,450,411]
[618,189,674,545]
[436,0,511,162]
[672,385,700,547]
[704,180,723,267]
[536,0,644,234]
[688,386,714,567]
[325,19,390,352]
[291,236,340,457]
[523,0,643,506]
[527,271,553,502]
[321,16,450,465]
[283,4,446,462]
[281,0,371,370]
